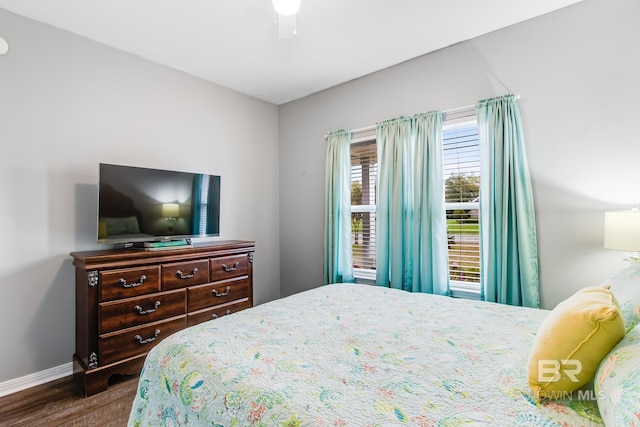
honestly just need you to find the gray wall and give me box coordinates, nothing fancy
[279,0,640,308]
[0,10,280,383]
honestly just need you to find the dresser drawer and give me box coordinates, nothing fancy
[100,266,161,302]
[99,289,186,334]
[187,298,252,327]
[187,277,250,312]
[210,254,249,281]
[161,259,210,290]
[99,316,186,366]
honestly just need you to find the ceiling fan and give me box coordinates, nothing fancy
[272,0,301,39]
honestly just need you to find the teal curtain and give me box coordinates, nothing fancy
[189,174,220,235]
[376,112,449,295]
[190,175,203,234]
[476,95,540,308]
[324,129,354,285]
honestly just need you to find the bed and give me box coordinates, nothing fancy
[126,274,640,427]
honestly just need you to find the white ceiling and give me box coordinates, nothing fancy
[0,0,584,105]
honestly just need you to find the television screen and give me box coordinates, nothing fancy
[98,163,220,244]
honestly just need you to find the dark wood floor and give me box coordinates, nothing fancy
[0,374,138,427]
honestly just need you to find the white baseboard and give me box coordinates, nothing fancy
[0,363,73,398]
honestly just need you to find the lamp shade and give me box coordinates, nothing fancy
[162,203,179,218]
[272,0,300,16]
[604,210,640,251]
[0,37,8,56]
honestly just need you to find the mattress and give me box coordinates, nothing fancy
[128,283,603,426]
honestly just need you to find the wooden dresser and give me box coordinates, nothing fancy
[71,240,255,396]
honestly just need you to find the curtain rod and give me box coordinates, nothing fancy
[324,95,520,139]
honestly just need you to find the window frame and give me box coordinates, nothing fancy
[442,114,481,297]
[350,132,377,284]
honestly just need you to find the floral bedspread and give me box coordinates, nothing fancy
[128,284,603,426]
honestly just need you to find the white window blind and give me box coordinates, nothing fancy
[198,174,210,234]
[350,136,377,276]
[443,111,481,288]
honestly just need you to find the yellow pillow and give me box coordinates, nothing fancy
[527,285,625,401]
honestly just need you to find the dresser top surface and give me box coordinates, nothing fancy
[71,240,256,268]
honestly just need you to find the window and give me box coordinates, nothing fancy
[350,134,377,280]
[349,111,481,294]
[198,174,211,235]
[442,112,481,294]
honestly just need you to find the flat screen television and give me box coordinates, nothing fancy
[97,163,220,244]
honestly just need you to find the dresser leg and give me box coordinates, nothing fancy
[73,353,145,397]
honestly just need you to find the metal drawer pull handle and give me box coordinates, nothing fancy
[212,286,231,297]
[212,309,231,319]
[134,329,160,345]
[118,275,147,288]
[134,301,161,315]
[176,267,198,279]
[222,262,240,272]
